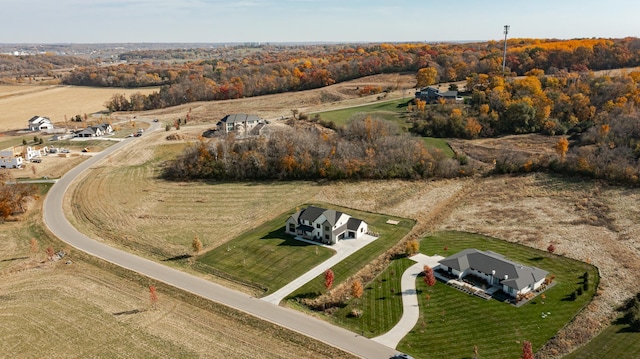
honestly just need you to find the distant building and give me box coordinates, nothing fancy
[0,147,23,168]
[28,116,54,131]
[74,123,113,138]
[216,114,262,134]
[415,87,463,104]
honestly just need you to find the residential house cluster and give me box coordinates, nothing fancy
[285,206,368,245]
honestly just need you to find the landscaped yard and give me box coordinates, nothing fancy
[396,231,598,359]
[197,209,335,294]
[199,203,412,296]
[286,209,414,300]
[333,257,415,337]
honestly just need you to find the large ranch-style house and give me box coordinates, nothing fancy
[438,249,549,299]
[217,114,262,134]
[75,123,113,138]
[28,116,54,131]
[286,206,368,245]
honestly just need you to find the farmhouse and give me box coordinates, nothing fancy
[415,87,463,104]
[285,206,368,245]
[438,249,549,298]
[217,114,262,134]
[75,123,113,138]
[28,116,54,131]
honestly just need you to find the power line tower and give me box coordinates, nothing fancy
[502,25,510,76]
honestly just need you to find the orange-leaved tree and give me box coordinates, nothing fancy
[149,285,158,309]
[424,265,436,287]
[521,341,533,359]
[555,137,569,162]
[324,269,334,291]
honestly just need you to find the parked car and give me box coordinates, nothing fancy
[31,158,42,163]
[134,133,142,137]
[126,133,134,137]
[391,354,414,359]
[153,119,159,122]
[82,148,90,152]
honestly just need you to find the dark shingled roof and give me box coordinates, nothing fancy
[346,218,364,230]
[298,206,327,223]
[439,249,548,291]
[219,113,261,124]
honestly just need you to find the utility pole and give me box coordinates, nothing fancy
[502,25,510,76]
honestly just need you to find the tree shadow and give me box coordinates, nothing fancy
[113,308,145,316]
[162,254,192,262]
[287,291,321,300]
[0,256,28,262]
[529,256,544,261]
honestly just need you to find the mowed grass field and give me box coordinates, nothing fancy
[396,231,598,359]
[0,85,158,131]
[564,323,640,359]
[0,212,353,358]
[197,209,335,294]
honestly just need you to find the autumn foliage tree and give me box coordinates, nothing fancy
[192,234,203,255]
[555,137,569,161]
[424,265,436,287]
[405,239,420,256]
[416,67,439,88]
[351,279,364,300]
[149,285,158,308]
[547,243,556,253]
[521,340,534,359]
[324,269,335,291]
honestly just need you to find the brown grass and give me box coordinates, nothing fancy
[0,209,354,359]
[0,85,158,131]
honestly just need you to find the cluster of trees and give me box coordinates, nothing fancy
[0,171,38,222]
[164,117,468,181]
[0,54,94,83]
[412,69,640,137]
[63,38,640,111]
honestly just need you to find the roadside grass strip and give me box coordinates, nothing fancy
[396,231,598,359]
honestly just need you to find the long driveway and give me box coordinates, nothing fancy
[42,123,397,359]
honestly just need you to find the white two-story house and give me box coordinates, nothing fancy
[285,206,368,245]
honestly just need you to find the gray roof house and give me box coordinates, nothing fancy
[216,114,262,134]
[285,206,368,245]
[74,123,113,138]
[438,249,549,298]
[415,87,463,104]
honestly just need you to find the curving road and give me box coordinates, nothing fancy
[42,122,398,359]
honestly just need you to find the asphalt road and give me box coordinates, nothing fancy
[42,122,398,359]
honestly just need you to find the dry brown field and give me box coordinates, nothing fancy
[0,210,353,358]
[0,85,158,132]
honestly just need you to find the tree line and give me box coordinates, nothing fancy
[163,117,469,181]
[57,38,640,111]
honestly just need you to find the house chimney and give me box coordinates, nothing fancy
[491,270,496,276]
[504,274,509,280]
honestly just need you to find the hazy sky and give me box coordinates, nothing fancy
[2,0,638,43]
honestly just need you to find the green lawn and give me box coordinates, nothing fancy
[422,137,455,158]
[315,98,411,127]
[333,257,415,337]
[564,322,640,359]
[196,210,335,295]
[287,208,414,300]
[396,231,598,359]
